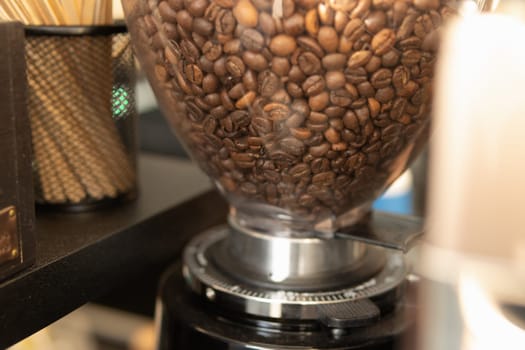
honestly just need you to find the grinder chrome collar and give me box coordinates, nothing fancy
[182,226,407,321]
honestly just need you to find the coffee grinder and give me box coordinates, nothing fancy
[121,0,464,348]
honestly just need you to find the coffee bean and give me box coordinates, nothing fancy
[272,57,291,76]
[392,66,411,90]
[269,35,297,56]
[284,13,305,36]
[242,70,258,91]
[350,0,371,18]
[345,67,367,84]
[235,91,256,109]
[343,18,365,42]
[159,1,178,22]
[414,0,439,11]
[240,29,265,51]
[302,75,325,96]
[372,29,396,55]
[185,64,203,84]
[242,51,268,71]
[371,68,392,89]
[286,112,306,128]
[330,89,353,107]
[309,143,330,157]
[358,81,375,97]
[297,36,324,58]
[280,137,305,156]
[348,50,373,69]
[325,71,345,90]
[375,86,395,103]
[271,89,292,104]
[225,56,245,78]
[305,9,319,35]
[322,53,347,70]
[258,70,280,97]
[401,50,422,66]
[287,82,303,98]
[202,41,222,61]
[233,0,258,27]
[298,52,322,75]
[264,102,290,121]
[203,93,221,107]
[397,14,417,41]
[193,18,213,36]
[364,56,381,73]
[309,91,330,111]
[223,39,241,54]
[312,171,335,186]
[318,26,339,53]
[215,9,236,34]
[334,10,349,32]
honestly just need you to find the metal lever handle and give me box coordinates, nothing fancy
[315,212,424,253]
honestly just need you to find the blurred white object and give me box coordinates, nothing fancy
[421,12,525,350]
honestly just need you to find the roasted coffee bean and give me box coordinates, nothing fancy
[284,13,305,36]
[202,41,222,61]
[312,171,335,186]
[401,50,422,66]
[322,53,347,70]
[302,75,325,96]
[298,52,322,75]
[345,67,367,84]
[225,56,245,77]
[343,18,366,42]
[348,50,373,69]
[258,70,280,97]
[358,81,375,97]
[305,9,319,35]
[270,35,297,56]
[365,11,387,33]
[397,14,417,41]
[309,91,330,111]
[240,29,265,51]
[193,18,214,36]
[272,57,291,76]
[318,26,339,53]
[280,137,305,156]
[376,86,395,103]
[287,82,304,98]
[233,0,258,27]
[264,102,290,121]
[309,143,330,157]
[242,70,258,91]
[330,89,353,107]
[271,89,292,104]
[259,12,276,35]
[372,29,396,55]
[297,36,324,58]
[325,71,345,90]
[215,9,236,34]
[371,68,392,89]
[185,64,203,84]
[242,51,268,71]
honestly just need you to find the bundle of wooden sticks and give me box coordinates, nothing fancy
[0,0,112,25]
[1,1,136,205]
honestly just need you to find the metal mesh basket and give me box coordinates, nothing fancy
[25,25,137,210]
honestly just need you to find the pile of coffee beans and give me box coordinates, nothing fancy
[129,0,456,219]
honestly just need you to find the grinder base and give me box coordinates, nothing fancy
[158,262,410,350]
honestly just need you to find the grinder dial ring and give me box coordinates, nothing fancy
[183,226,408,323]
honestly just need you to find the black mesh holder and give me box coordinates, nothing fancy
[25,25,138,210]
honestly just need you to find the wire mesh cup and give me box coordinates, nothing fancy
[25,25,138,210]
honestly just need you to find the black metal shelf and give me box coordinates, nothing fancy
[0,154,227,349]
